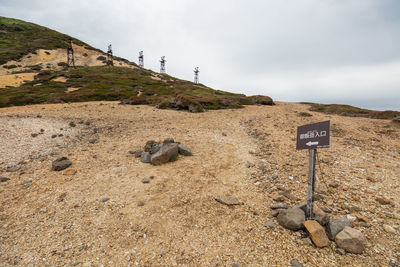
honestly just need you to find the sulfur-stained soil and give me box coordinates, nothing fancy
[0,102,399,266]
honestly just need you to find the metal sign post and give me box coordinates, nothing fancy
[296,121,330,220]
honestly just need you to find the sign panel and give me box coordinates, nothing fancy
[296,120,330,150]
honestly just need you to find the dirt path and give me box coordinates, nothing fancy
[0,102,399,266]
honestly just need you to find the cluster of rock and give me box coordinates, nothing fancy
[272,202,368,254]
[131,138,192,165]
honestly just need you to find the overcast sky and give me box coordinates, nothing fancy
[1,0,399,110]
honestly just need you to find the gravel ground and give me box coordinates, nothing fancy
[0,101,399,266]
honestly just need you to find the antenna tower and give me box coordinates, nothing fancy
[194,67,200,84]
[160,56,166,73]
[107,44,114,66]
[67,39,75,68]
[138,51,144,68]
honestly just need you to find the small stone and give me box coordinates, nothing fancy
[270,203,288,210]
[149,175,154,179]
[232,264,240,267]
[215,196,243,206]
[140,153,151,163]
[301,238,312,246]
[137,201,145,207]
[326,217,350,240]
[0,177,11,183]
[89,139,97,144]
[271,175,279,179]
[40,129,45,133]
[57,192,67,202]
[329,181,340,188]
[271,209,281,217]
[142,178,150,184]
[277,208,305,231]
[263,220,276,230]
[52,157,72,171]
[222,132,227,136]
[376,197,392,205]
[346,215,356,222]
[31,133,38,137]
[51,134,57,138]
[69,122,76,127]
[63,169,77,176]
[6,165,20,172]
[245,161,255,168]
[21,180,32,188]
[335,226,367,254]
[304,220,329,247]
[336,248,346,255]
[290,260,303,267]
[101,197,110,203]
[178,143,193,156]
[383,224,397,234]
[352,195,361,201]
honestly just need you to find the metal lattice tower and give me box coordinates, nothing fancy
[194,67,200,84]
[138,51,144,68]
[107,44,114,66]
[67,39,75,68]
[160,56,166,73]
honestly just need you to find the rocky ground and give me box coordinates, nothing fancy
[0,101,399,266]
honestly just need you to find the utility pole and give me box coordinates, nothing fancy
[67,39,75,68]
[138,51,144,68]
[194,67,199,84]
[107,44,114,66]
[160,56,166,74]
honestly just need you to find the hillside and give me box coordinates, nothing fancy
[0,101,399,266]
[0,16,274,111]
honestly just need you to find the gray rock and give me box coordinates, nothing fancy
[101,197,110,202]
[31,133,38,137]
[270,203,288,210]
[232,264,240,267]
[52,157,72,171]
[222,132,227,136]
[69,121,76,127]
[89,139,97,144]
[21,180,32,188]
[335,226,367,254]
[295,203,330,226]
[140,152,151,163]
[277,208,305,231]
[129,150,143,158]
[144,140,160,153]
[51,134,57,138]
[290,260,303,267]
[163,138,175,144]
[6,165,20,172]
[327,217,350,240]
[142,178,150,184]
[336,248,346,255]
[263,220,276,230]
[215,196,243,206]
[151,143,179,165]
[245,161,254,168]
[178,143,192,156]
[0,177,11,183]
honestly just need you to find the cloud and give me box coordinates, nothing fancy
[1,0,399,110]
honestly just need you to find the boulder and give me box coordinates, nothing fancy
[52,157,72,171]
[150,143,179,165]
[303,220,329,248]
[326,217,350,240]
[140,152,151,163]
[277,208,305,231]
[178,143,193,156]
[335,226,367,254]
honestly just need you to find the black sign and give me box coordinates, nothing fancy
[296,121,330,150]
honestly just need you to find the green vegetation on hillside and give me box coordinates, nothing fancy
[0,16,99,65]
[307,103,400,120]
[0,66,274,111]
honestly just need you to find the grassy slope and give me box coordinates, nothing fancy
[307,103,400,121]
[0,66,273,110]
[0,16,100,65]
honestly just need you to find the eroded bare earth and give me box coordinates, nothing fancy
[0,102,399,266]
